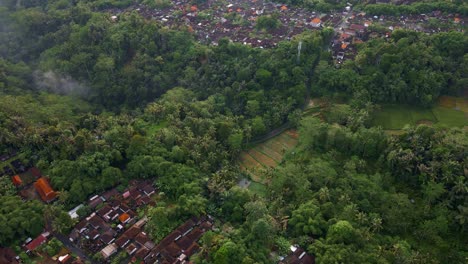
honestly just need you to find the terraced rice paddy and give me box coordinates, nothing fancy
[239,129,298,184]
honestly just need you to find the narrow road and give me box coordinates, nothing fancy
[54,233,97,264]
[335,9,354,34]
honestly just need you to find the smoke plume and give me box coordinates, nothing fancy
[33,70,90,98]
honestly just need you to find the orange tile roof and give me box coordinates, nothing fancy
[119,213,130,223]
[34,177,57,202]
[12,175,22,186]
[190,5,197,12]
[341,43,348,49]
[311,18,321,24]
[280,5,288,11]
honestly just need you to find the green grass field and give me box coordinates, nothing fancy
[248,181,267,197]
[432,107,467,127]
[372,104,467,130]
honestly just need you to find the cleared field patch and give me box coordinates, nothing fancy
[239,152,264,170]
[239,129,299,187]
[247,149,278,168]
[438,96,457,108]
[255,144,283,162]
[437,96,468,112]
[19,170,36,185]
[372,105,415,129]
[276,133,299,149]
[432,107,467,127]
[264,136,290,152]
[372,102,467,130]
[285,130,299,139]
[455,97,468,113]
[410,108,437,123]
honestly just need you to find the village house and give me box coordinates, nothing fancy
[100,243,118,259]
[279,245,315,264]
[143,215,214,263]
[68,181,156,257]
[34,177,57,203]
[24,232,50,253]
[11,175,22,187]
[310,17,321,28]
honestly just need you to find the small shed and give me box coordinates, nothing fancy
[12,175,22,186]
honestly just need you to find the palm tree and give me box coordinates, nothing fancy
[318,187,330,202]
[455,205,468,226]
[452,176,467,195]
[370,216,383,233]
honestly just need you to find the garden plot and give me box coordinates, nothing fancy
[239,129,298,185]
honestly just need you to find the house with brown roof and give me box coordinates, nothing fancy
[280,245,315,264]
[124,226,141,239]
[34,177,57,203]
[115,235,130,248]
[126,243,139,255]
[350,24,366,33]
[146,216,214,263]
[135,247,150,260]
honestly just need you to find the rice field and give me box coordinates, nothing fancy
[239,129,298,184]
[372,96,467,130]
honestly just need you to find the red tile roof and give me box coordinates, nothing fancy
[25,234,47,251]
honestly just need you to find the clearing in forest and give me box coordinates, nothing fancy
[372,97,467,130]
[238,129,298,185]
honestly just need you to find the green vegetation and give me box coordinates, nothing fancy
[256,15,281,31]
[372,104,466,130]
[0,196,44,246]
[0,0,467,263]
[314,30,467,107]
[362,1,468,16]
[239,129,298,184]
[248,181,267,198]
[432,106,467,127]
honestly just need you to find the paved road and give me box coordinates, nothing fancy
[54,233,97,264]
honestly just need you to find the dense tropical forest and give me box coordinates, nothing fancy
[0,0,467,263]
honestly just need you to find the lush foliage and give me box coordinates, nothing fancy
[0,0,466,262]
[0,196,44,246]
[362,1,468,16]
[314,30,467,106]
